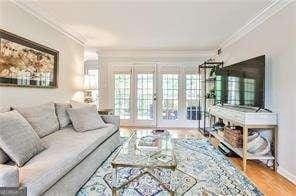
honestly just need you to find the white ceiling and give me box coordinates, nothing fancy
[17,0,270,53]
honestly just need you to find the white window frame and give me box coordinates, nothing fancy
[111,66,133,125]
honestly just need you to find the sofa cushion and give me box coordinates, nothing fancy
[55,103,71,129]
[0,111,45,167]
[14,102,59,138]
[0,106,10,113]
[19,124,118,195]
[0,106,10,164]
[0,164,19,187]
[67,105,107,132]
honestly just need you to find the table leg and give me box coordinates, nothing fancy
[242,127,248,172]
[112,166,118,196]
[273,126,278,171]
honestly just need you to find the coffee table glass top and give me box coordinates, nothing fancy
[112,130,176,169]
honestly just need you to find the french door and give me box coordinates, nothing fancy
[112,65,201,127]
[113,66,156,126]
[134,67,156,126]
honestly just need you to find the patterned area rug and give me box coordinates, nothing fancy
[77,138,262,196]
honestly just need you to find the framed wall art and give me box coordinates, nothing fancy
[0,29,58,88]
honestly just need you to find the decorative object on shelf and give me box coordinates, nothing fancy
[224,126,243,148]
[83,74,97,103]
[0,29,58,88]
[98,109,114,115]
[248,133,271,155]
[206,88,216,99]
[212,119,225,130]
[224,126,260,148]
[209,65,221,77]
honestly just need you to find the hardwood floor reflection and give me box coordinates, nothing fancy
[120,126,296,196]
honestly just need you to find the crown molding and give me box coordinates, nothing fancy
[97,48,216,58]
[96,49,214,64]
[11,0,86,46]
[220,0,294,49]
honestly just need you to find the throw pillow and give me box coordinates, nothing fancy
[0,106,11,164]
[0,111,45,167]
[67,105,107,132]
[55,103,71,129]
[13,102,59,138]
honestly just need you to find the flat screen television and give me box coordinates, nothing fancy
[215,55,265,108]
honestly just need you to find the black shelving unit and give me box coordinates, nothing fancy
[198,61,223,135]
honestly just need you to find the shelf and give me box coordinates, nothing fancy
[209,131,274,160]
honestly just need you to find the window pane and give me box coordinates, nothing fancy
[244,78,256,106]
[114,74,131,119]
[186,74,200,120]
[227,76,240,105]
[162,74,178,120]
[137,74,154,120]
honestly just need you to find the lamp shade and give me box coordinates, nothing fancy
[83,74,97,90]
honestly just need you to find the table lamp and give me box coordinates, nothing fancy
[83,74,97,103]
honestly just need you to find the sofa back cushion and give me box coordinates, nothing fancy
[0,106,10,113]
[0,110,45,166]
[67,105,107,132]
[14,103,59,138]
[0,106,10,164]
[55,103,71,129]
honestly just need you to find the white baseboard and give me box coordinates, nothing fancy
[277,166,296,185]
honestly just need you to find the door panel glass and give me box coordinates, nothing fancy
[162,74,178,120]
[136,74,154,120]
[114,74,131,119]
[186,74,200,120]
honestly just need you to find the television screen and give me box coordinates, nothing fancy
[215,55,265,108]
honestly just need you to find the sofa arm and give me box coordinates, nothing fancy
[100,115,120,130]
[0,164,19,187]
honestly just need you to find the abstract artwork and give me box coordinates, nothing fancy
[0,29,58,88]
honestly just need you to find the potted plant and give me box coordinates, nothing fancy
[209,65,221,77]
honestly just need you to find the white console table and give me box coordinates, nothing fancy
[208,105,278,172]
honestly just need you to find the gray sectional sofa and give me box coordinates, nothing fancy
[0,105,121,196]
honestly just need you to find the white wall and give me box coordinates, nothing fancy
[216,3,296,183]
[0,1,85,106]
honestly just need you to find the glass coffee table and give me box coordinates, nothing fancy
[111,130,177,196]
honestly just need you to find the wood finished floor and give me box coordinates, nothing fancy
[120,127,296,196]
